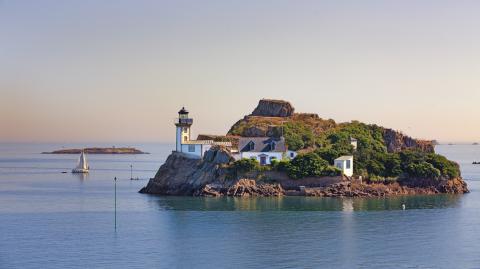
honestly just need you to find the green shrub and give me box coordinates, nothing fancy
[366,159,385,176]
[270,159,279,168]
[384,154,402,177]
[425,154,460,179]
[283,122,315,151]
[286,153,328,179]
[230,158,260,173]
[405,162,441,179]
[320,166,342,176]
[276,159,291,172]
[399,151,460,179]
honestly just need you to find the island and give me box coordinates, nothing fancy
[43,147,148,154]
[140,99,468,197]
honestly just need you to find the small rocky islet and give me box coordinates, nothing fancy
[43,147,147,154]
[140,99,468,197]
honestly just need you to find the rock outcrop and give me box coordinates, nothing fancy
[140,147,285,197]
[383,128,434,153]
[195,179,284,197]
[290,178,468,197]
[251,99,294,117]
[139,147,234,195]
[399,177,468,194]
[437,178,469,194]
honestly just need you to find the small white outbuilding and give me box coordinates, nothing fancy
[350,137,358,150]
[334,155,354,177]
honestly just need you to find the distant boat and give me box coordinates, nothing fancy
[473,142,479,145]
[72,151,89,173]
[473,161,480,165]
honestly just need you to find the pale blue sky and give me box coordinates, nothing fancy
[1,0,479,143]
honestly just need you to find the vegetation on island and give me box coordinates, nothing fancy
[228,154,342,180]
[229,118,460,181]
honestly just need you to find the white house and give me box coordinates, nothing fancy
[334,155,354,177]
[175,107,231,158]
[238,137,295,165]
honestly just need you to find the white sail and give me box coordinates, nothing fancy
[77,151,88,170]
[72,151,89,173]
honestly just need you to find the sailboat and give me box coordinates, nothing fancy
[72,150,89,173]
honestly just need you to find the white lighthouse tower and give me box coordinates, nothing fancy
[173,106,232,158]
[175,107,193,152]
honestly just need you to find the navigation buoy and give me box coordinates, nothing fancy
[402,204,406,210]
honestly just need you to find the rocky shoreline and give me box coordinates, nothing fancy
[139,148,469,198]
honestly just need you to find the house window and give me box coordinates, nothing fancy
[184,136,188,141]
[183,127,188,133]
[260,155,267,165]
[336,163,343,169]
[188,145,195,152]
[290,152,295,158]
[346,160,351,169]
[248,141,255,151]
[270,156,277,162]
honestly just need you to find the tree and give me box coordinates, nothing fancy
[367,159,385,176]
[283,122,315,151]
[425,154,460,179]
[405,162,441,179]
[384,154,402,177]
[315,148,340,164]
[286,153,328,179]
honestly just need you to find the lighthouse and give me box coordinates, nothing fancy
[175,107,193,152]
[173,106,232,158]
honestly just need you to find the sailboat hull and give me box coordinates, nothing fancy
[72,168,89,173]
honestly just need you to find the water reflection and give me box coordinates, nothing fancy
[151,194,463,211]
[342,199,354,212]
[72,172,89,181]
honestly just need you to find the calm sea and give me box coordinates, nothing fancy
[0,143,479,268]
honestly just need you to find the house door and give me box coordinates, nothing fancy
[260,156,267,165]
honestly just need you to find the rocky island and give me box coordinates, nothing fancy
[43,147,147,154]
[140,99,468,197]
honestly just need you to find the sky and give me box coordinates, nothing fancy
[1,0,479,143]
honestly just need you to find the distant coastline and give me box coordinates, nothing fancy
[42,147,148,154]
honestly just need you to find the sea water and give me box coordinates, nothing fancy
[0,143,479,268]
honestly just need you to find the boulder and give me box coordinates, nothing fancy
[251,99,294,117]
